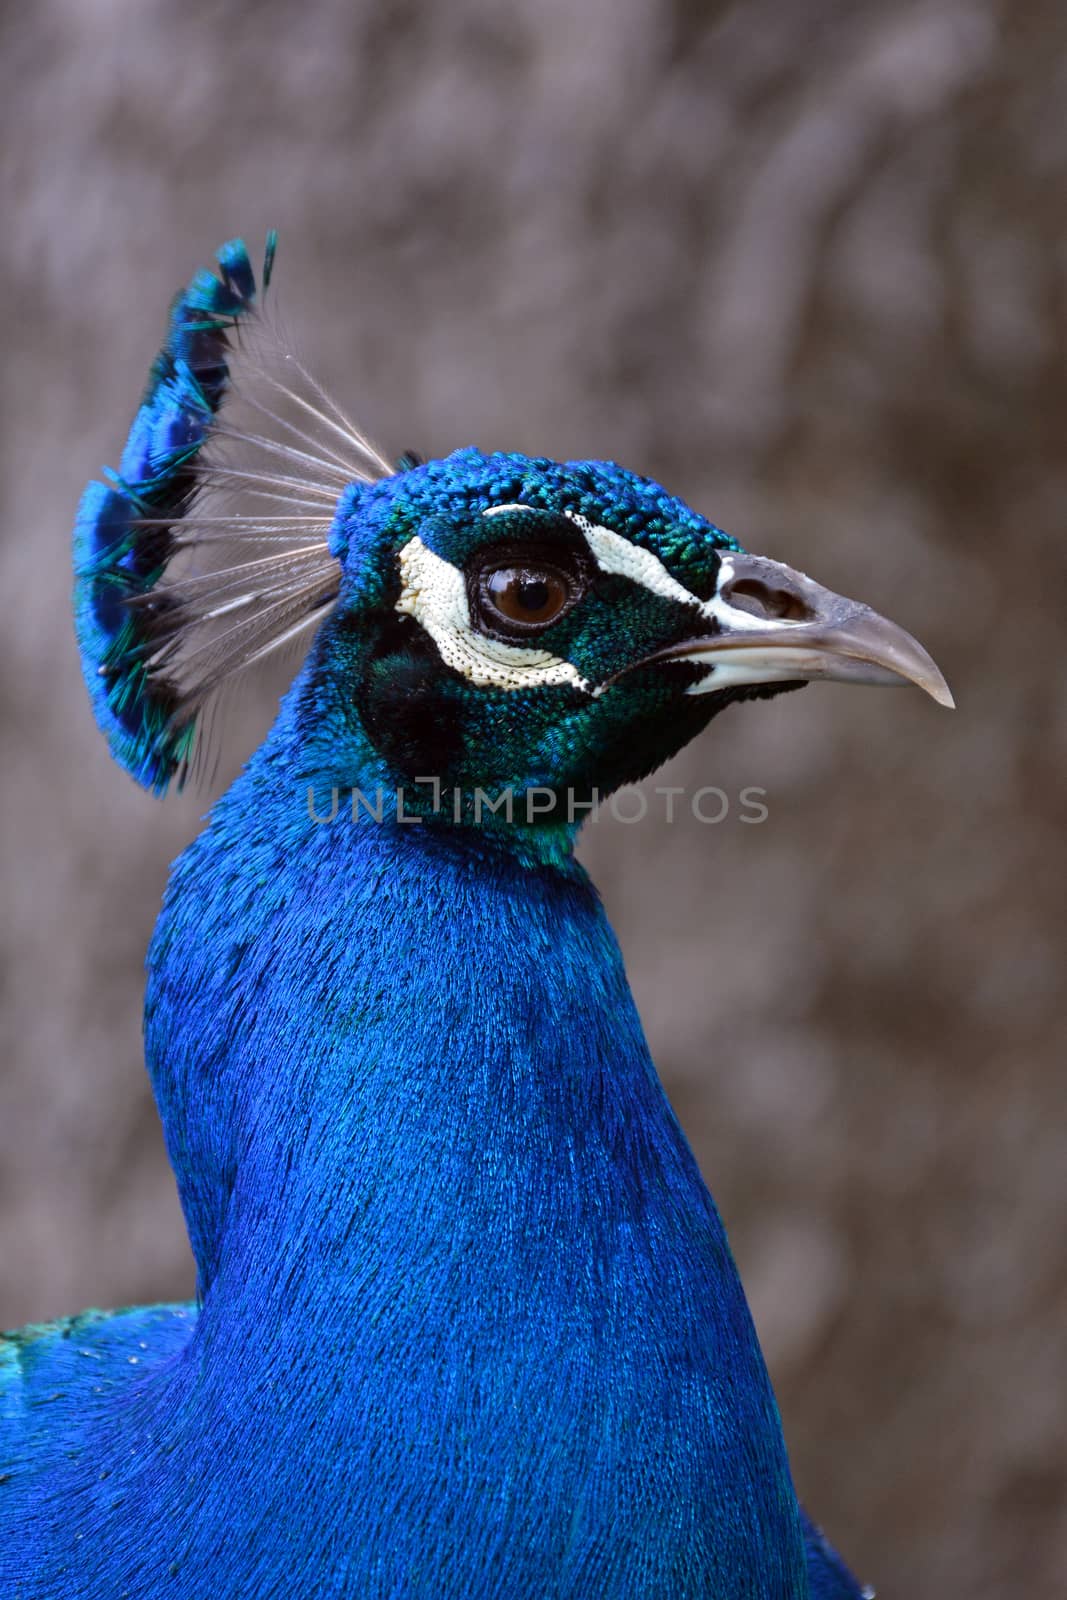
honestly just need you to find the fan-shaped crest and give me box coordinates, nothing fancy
[73,235,393,792]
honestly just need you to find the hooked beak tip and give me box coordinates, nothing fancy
[927,678,955,711]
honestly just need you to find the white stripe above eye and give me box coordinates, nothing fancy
[481,503,714,619]
[563,510,704,612]
[395,536,591,693]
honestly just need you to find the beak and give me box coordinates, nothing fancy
[628,550,954,708]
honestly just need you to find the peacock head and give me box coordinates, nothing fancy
[297,446,951,827]
[73,237,951,840]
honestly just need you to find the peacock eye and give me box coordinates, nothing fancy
[469,542,589,640]
[485,567,569,625]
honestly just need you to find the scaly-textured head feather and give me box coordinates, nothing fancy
[72,235,391,793]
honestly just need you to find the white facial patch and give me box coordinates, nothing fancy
[395,535,591,693]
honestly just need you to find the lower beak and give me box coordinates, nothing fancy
[634,550,954,708]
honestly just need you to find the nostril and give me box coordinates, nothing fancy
[725,578,814,623]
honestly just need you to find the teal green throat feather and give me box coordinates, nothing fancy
[3,237,953,1596]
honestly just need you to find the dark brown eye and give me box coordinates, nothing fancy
[468,537,590,642]
[485,566,570,626]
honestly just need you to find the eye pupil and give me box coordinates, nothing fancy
[486,567,569,626]
[517,578,549,611]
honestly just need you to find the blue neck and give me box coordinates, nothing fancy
[140,697,805,1594]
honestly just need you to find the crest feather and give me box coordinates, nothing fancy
[72,234,392,793]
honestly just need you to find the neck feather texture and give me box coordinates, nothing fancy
[135,718,805,1597]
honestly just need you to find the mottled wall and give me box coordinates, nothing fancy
[1,2,1064,1594]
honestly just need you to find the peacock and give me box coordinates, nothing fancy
[0,237,952,1598]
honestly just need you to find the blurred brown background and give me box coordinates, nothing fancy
[1,1,1065,1593]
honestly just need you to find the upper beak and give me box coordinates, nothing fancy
[630,550,954,708]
